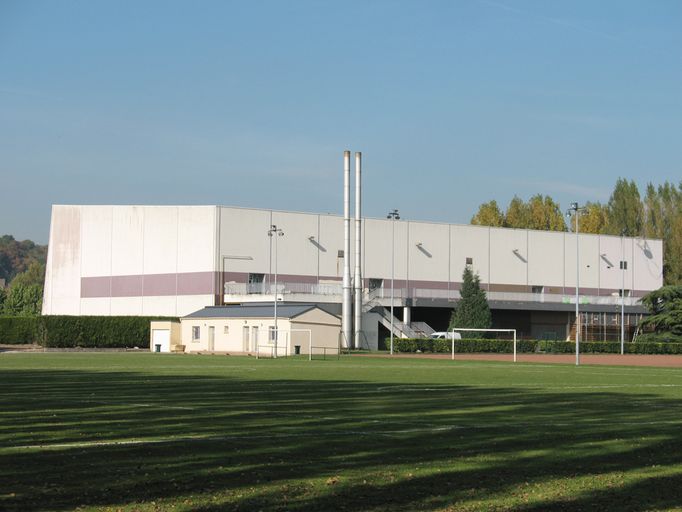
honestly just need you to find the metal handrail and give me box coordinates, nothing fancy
[224,281,640,307]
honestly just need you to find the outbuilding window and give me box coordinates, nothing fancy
[192,326,200,341]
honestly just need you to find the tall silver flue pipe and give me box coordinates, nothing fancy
[353,152,362,350]
[342,150,352,349]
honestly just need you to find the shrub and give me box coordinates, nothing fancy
[392,338,528,354]
[0,316,177,348]
[388,337,682,356]
[636,332,682,343]
[0,316,40,344]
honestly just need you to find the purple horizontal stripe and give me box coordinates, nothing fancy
[82,272,215,298]
[81,276,111,298]
[178,272,215,295]
[143,273,178,296]
[111,275,143,297]
[81,272,650,299]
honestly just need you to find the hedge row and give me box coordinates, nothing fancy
[0,316,177,348]
[390,338,682,355]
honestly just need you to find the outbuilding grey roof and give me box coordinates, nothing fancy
[184,303,338,320]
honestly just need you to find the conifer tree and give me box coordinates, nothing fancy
[449,266,491,337]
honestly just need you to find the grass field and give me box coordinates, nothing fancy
[2,354,682,511]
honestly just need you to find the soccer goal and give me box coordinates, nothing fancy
[256,329,312,359]
[450,328,518,362]
[309,343,341,361]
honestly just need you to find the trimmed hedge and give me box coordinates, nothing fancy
[635,333,682,343]
[0,316,177,348]
[390,337,682,355]
[0,317,39,345]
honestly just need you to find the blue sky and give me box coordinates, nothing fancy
[2,0,681,243]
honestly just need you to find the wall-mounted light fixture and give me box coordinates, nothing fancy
[600,253,613,269]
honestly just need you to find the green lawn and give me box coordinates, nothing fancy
[2,354,682,511]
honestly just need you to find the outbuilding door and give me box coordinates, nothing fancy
[152,329,170,353]
[242,326,250,352]
[251,326,258,352]
[208,326,215,351]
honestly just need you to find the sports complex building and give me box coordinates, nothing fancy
[43,203,663,350]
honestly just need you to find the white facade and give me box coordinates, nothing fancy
[43,204,663,326]
[44,205,217,317]
[180,306,342,354]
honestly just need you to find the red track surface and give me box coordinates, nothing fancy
[357,353,682,367]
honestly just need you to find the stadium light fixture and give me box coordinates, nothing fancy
[387,209,400,355]
[268,225,284,358]
[620,230,626,355]
[566,202,586,366]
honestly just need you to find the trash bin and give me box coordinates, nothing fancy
[294,345,301,355]
[154,344,161,353]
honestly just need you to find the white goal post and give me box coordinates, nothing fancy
[450,328,518,362]
[256,329,312,359]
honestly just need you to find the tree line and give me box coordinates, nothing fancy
[0,235,47,316]
[470,179,682,285]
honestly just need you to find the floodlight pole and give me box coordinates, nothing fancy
[621,231,626,355]
[566,202,585,366]
[387,209,400,355]
[268,225,284,358]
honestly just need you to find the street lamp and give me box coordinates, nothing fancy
[387,209,400,355]
[620,231,627,355]
[566,202,585,366]
[267,225,284,358]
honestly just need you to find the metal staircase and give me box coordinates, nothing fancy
[372,306,420,339]
[361,288,435,339]
[410,321,435,338]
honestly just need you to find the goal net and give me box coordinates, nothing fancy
[450,328,518,362]
[309,343,341,361]
[256,329,312,359]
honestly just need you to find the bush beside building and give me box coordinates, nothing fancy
[391,337,682,355]
[0,316,177,348]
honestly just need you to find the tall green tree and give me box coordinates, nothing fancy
[570,202,609,234]
[606,178,643,236]
[472,196,566,231]
[471,200,505,227]
[449,266,491,337]
[2,283,43,316]
[527,194,567,231]
[504,196,531,229]
[666,208,682,285]
[1,262,45,316]
[639,285,682,341]
[643,183,665,240]
[10,262,45,288]
[642,181,682,285]
[0,235,47,283]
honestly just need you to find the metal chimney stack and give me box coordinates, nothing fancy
[342,151,352,349]
[353,152,362,350]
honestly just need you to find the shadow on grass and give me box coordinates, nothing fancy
[2,361,682,511]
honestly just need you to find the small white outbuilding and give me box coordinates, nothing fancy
[149,320,182,353]
[180,303,341,356]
